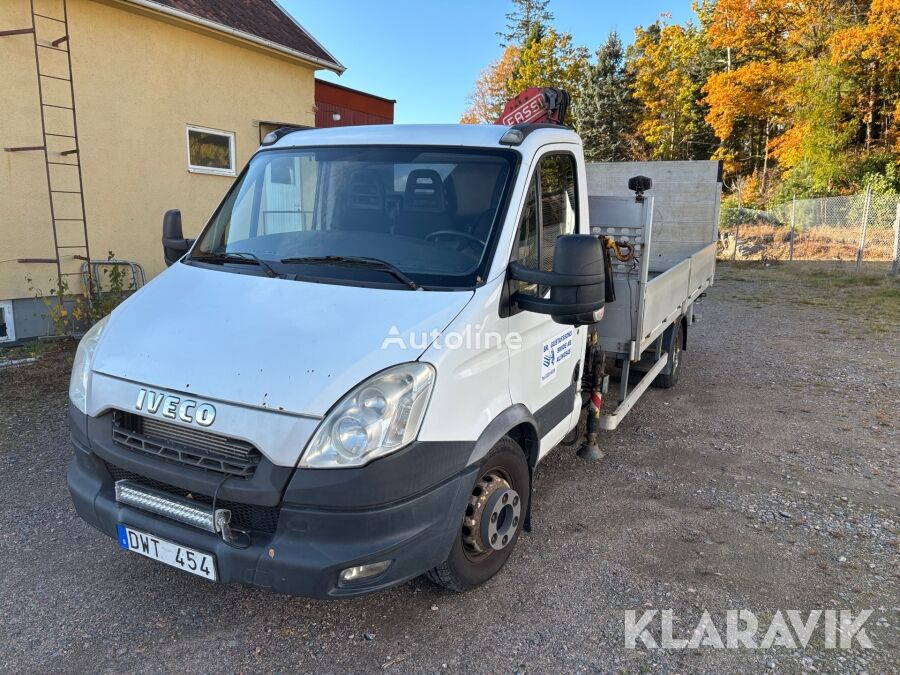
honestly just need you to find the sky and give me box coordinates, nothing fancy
[282,1,696,124]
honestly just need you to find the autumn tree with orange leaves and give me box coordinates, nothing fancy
[460,46,521,124]
[830,0,900,154]
[462,0,899,199]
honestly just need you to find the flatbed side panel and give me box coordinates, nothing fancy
[686,242,717,303]
[639,258,691,352]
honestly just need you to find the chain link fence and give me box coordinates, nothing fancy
[719,189,900,272]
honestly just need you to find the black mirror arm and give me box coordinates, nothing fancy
[162,236,194,250]
[508,261,604,287]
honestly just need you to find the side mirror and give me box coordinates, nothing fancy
[509,234,606,326]
[162,209,194,267]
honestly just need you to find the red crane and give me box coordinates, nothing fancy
[495,87,571,126]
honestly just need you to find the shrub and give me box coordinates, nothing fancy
[26,251,135,336]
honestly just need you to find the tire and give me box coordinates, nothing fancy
[652,319,683,389]
[425,436,530,592]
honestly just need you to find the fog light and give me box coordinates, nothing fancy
[338,560,392,587]
[115,480,230,534]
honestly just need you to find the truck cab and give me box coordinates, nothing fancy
[67,120,712,597]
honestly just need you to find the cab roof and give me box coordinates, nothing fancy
[268,123,582,150]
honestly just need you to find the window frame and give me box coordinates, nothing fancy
[0,300,15,343]
[509,149,580,297]
[186,124,236,177]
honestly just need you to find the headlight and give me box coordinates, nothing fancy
[300,363,435,468]
[68,316,109,414]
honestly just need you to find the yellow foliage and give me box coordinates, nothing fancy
[830,0,900,75]
[460,46,521,124]
[506,29,589,99]
[704,61,791,141]
[630,22,705,160]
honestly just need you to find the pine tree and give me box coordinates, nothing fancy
[575,32,637,161]
[498,0,554,47]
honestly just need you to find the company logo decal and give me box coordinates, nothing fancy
[541,328,573,385]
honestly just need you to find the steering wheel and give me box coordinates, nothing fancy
[424,230,486,248]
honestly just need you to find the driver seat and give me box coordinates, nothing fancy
[335,169,391,233]
[395,169,453,239]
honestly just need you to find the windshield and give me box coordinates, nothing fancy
[192,145,517,289]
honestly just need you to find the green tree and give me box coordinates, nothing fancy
[703,0,865,193]
[628,18,712,160]
[575,32,638,161]
[506,28,590,119]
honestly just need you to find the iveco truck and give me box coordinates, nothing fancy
[68,89,719,597]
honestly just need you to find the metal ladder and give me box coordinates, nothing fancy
[2,0,93,297]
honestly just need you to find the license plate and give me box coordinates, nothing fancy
[117,524,217,581]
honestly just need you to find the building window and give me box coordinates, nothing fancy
[186,125,235,176]
[0,300,14,343]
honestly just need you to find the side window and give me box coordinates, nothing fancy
[515,178,539,294]
[539,154,577,272]
[514,153,578,297]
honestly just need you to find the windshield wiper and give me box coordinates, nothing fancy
[279,255,420,290]
[191,251,280,278]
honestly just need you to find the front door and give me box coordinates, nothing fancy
[507,149,586,457]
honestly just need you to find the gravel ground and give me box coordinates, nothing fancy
[0,263,897,674]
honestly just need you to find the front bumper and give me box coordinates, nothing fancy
[68,420,477,598]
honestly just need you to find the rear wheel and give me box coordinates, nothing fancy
[653,319,683,389]
[425,437,530,592]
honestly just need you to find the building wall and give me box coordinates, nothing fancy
[0,1,59,309]
[314,79,394,128]
[0,0,318,339]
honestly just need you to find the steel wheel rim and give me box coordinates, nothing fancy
[461,468,521,561]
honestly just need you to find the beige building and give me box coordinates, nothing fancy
[0,0,343,341]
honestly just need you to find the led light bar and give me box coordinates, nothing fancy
[115,480,230,534]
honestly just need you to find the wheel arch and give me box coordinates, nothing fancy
[662,314,688,352]
[466,404,539,470]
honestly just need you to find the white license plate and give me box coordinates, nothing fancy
[117,524,217,581]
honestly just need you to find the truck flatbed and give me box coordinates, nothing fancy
[585,160,722,429]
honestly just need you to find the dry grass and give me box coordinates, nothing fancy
[717,261,900,333]
[720,224,896,261]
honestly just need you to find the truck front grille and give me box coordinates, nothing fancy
[112,411,261,478]
[104,462,280,534]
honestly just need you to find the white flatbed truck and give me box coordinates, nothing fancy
[67,90,720,597]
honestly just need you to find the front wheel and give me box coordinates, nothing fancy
[425,437,530,592]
